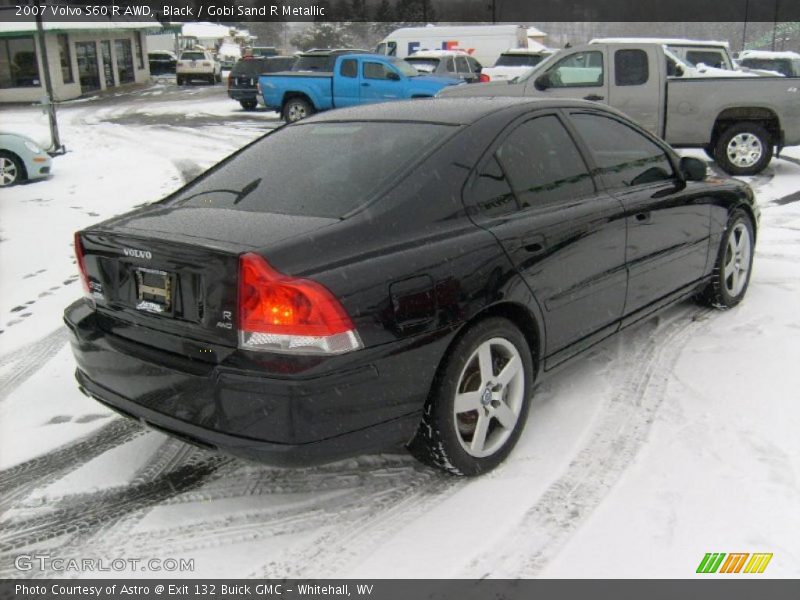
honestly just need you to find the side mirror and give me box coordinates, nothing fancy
[675,64,684,77]
[387,71,401,81]
[680,156,707,181]
[534,73,551,91]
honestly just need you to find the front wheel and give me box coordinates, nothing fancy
[713,123,773,176]
[698,209,754,309]
[0,151,24,187]
[282,97,315,123]
[409,317,533,476]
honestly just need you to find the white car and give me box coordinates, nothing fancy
[737,50,800,77]
[481,48,554,82]
[176,50,222,85]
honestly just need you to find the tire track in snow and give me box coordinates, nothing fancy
[460,305,712,577]
[0,327,69,403]
[0,418,144,515]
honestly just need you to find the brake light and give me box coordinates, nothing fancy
[238,253,362,354]
[74,232,90,297]
[479,73,490,83]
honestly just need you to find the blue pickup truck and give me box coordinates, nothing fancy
[258,53,463,122]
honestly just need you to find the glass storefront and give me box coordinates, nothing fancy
[0,36,40,88]
[115,39,134,84]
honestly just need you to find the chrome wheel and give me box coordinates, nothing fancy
[723,222,751,298]
[0,156,19,186]
[453,337,525,458]
[286,102,307,122]
[726,132,763,168]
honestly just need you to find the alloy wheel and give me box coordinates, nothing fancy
[723,222,751,297]
[452,337,525,458]
[0,157,18,186]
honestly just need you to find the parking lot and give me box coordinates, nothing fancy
[1,81,799,578]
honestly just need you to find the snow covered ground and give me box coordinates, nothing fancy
[1,83,799,579]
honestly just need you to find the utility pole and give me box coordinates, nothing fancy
[741,0,749,51]
[34,0,64,154]
[771,0,779,51]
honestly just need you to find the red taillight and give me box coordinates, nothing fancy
[74,231,90,297]
[238,253,361,354]
[479,73,490,83]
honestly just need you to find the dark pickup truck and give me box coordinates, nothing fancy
[227,56,296,110]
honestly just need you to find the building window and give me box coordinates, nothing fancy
[134,32,144,69]
[115,39,134,83]
[57,34,74,84]
[0,36,40,88]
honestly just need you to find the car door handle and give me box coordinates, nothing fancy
[635,212,651,223]
[361,82,370,87]
[584,94,604,101]
[524,242,545,254]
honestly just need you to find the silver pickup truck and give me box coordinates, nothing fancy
[439,42,800,175]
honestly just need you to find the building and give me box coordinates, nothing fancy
[0,18,160,103]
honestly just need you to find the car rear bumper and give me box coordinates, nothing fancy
[64,300,451,466]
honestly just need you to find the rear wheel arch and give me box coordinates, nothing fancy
[711,106,781,148]
[451,301,543,376]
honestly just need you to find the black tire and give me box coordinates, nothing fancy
[176,75,184,86]
[240,99,257,111]
[409,317,534,476]
[713,122,773,176]
[208,74,216,85]
[698,209,755,309]
[0,150,25,187]
[282,97,315,123]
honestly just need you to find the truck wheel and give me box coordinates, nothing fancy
[714,123,772,176]
[282,98,314,123]
[240,99,258,111]
[176,75,184,86]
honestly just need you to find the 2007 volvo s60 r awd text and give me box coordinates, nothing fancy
[65,98,758,476]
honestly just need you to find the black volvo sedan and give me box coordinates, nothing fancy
[65,98,758,476]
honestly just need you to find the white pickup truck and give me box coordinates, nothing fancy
[440,41,800,175]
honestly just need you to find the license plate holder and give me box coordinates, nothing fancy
[134,267,173,315]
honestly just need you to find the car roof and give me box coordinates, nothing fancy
[301,97,621,126]
[299,48,369,56]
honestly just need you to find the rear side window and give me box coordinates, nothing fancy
[455,56,470,73]
[615,49,649,86]
[340,59,357,78]
[292,56,331,71]
[169,123,454,218]
[570,113,674,189]
[495,115,594,207]
[445,57,457,73]
[471,156,517,217]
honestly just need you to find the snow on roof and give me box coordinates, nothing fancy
[408,49,472,58]
[0,19,160,35]
[502,46,552,55]
[182,22,235,39]
[591,37,730,48]
[527,26,546,37]
[739,50,800,60]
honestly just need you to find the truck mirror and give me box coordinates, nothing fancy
[675,64,685,77]
[534,73,551,91]
[387,71,401,81]
[680,156,707,181]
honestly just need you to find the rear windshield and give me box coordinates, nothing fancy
[494,54,545,67]
[168,122,455,218]
[405,58,440,73]
[181,52,205,61]
[739,58,795,76]
[233,57,295,75]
